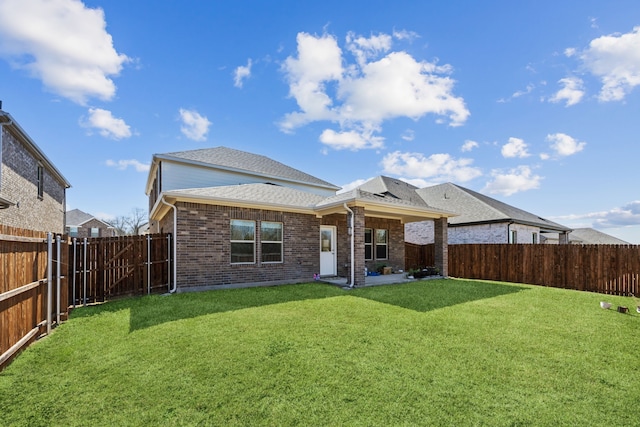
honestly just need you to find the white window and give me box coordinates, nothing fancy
[261,222,282,263]
[364,228,373,260]
[532,232,538,244]
[231,220,255,264]
[509,229,517,244]
[69,226,78,237]
[375,229,388,260]
[91,228,99,238]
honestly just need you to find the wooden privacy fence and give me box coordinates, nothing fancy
[68,233,172,306]
[406,243,640,296]
[0,226,68,371]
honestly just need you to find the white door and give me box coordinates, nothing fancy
[320,226,337,276]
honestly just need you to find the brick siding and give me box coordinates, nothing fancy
[66,218,116,238]
[0,127,66,233]
[173,202,321,290]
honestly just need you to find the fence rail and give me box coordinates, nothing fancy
[1,227,67,371]
[406,243,640,296]
[68,233,171,306]
[2,230,171,371]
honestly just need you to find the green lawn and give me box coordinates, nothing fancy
[1,279,639,426]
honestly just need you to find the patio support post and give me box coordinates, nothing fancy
[434,217,448,277]
[559,231,570,245]
[352,206,366,287]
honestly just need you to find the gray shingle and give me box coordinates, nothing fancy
[416,183,571,232]
[161,147,339,190]
[66,209,94,226]
[170,183,326,209]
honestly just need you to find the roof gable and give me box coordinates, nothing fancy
[416,182,571,232]
[66,209,111,228]
[355,176,428,206]
[569,228,630,245]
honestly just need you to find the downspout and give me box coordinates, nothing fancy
[160,197,178,293]
[0,112,13,200]
[343,203,355,288]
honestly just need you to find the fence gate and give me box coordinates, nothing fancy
[69,233,172,306]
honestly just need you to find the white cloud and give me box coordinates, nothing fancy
[0,0,129,104]
[501,137,530,158]
[346,32,393,66]
[546,132,586,156]
[82,108,131,139]
[337,178,372,194]
[552,201,640,229]
[482,166,541,196]
[461,140,478,152]
[179,108,211,141]
[401,129,415,141]
[106,159,150,172]
[233,58,252,88]
[564,47,577,57]
[319,129,384,151]
[512,83,534,98]
[392,29,419,42]
[280,31,469,150]
[549,77,585,106]
[579,26,640,101]
[382,151,482,183]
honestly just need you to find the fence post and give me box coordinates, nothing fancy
[72,238,76,308]
[147,234,151,295]
[56,234,61,325]
[83,238,87,306]
[46,232,52,335]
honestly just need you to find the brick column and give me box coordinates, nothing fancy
[352,206,366,287]
[434,217,448,277]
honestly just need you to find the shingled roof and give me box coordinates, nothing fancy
[415,182,571,232]
[158,147,340,191]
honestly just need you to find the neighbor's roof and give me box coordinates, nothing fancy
[416,182,571,232]
[154,146,340,191]
[66,209,111,227]
[568,228,630,245]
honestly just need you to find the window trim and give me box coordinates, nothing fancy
[230,219,256,264]
[374,229,388,260]
[364,228,373,261]
[260,221,283,264]
[37,164,44,200]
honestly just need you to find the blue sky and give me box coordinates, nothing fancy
[1,0,639,242]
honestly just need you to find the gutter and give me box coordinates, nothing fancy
[160,196,178,293]
[343,203,355,288]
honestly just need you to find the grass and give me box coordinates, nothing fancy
[1,279,639,426]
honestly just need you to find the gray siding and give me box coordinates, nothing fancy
[161,161,336,197]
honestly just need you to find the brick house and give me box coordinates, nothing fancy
[405,182,572,245]
[65,208,116,238]
[146,147,454,291]
[0,108,70,234]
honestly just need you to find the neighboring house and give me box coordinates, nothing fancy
[542,227,630,245]
[405,182,572,245]
[0,107,71,234]
[65,208,116,238]
[146,147,454,291]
